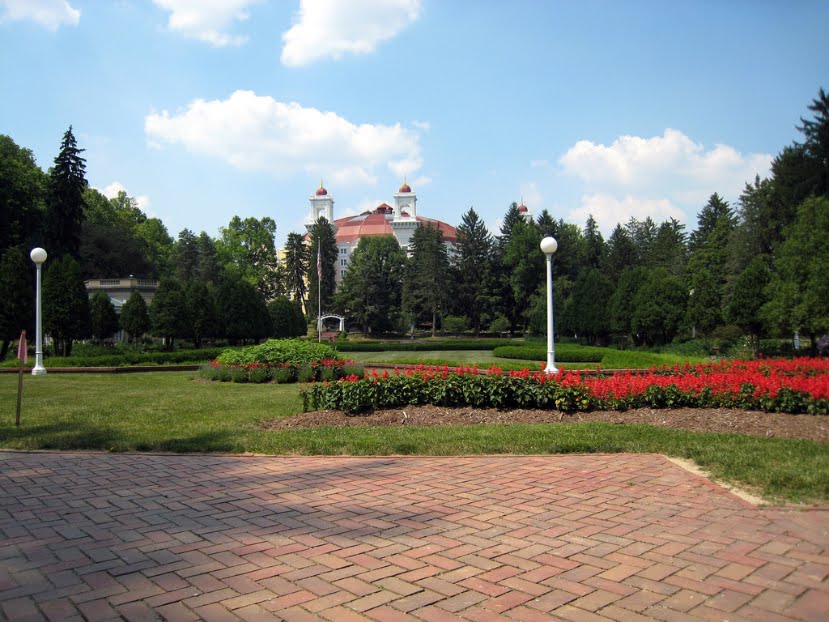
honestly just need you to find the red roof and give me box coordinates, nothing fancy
[333,207,457,245]
[398,182,412,193]
[518,204,528,213]
[315,185,328,196]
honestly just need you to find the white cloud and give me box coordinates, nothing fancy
[100,181,152,215]
[559,128,772,204]
[412,120,431,131]
[558,128,773,232]
[281,0,421,66]
[567,194,685,235]
[144,90,425,185]
[152,0,260,47]
[0,0,79,30]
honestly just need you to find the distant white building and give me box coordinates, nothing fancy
[305,182,458,285]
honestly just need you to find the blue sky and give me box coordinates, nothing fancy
[1,0,827,247]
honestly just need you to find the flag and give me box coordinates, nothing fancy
[316,246,321,281]
[17,331,27,364]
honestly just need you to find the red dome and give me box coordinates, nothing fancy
[333,206,457,245]
[315,185,328,196]
[518,204,528,213]
[398,182,412,193]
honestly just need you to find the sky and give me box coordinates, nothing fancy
[1,0,827,248]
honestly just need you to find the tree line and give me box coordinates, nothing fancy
[1,88,826,355]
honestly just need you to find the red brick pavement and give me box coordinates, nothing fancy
[0,452,827,621]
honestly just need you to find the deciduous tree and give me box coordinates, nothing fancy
[42,254,90,356]
[120,291,150,343]
[89,291,118,344]
[0,247,34,358]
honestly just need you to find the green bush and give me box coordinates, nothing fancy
[336,339,513,353]
[1,348,226,368]
[215,339,336,367]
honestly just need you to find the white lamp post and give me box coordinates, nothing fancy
[30,247,47,376]
[540,237,558,374]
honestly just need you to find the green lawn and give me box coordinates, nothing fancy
[1,372,826,503]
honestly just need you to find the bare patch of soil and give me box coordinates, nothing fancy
[261,406,829,443]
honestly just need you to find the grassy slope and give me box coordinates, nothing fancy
[1,372,826,502]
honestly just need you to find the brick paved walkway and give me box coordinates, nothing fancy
[1,452,827,621]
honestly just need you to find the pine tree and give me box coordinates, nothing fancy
[307,217,337,318]
[149,279,189,350]
[403,224,450,337]
[42,254,91,356]
[120,291,150,343]
[283,232,309,313]
[45,126,87,258]
[452,208,495,335]
[89,291,119,344]
[186,280,219,348]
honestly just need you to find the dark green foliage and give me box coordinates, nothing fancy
[120,291,150,342]
[218,215,282,299]
[216,273,271,344]
[403,224,450,337]
[79,221,154,279]
[307,217,338,317]
[149,279,189,350]
[536,209,557,237]
[268,296,306,338]
[631,269,688,345]
[172,228,199,282]
[336,236,406,336]
[797,86,829,197]
[45,127,87,258]
[0,135,47,252]
[609,267,648,338]
[0,247,34,359]
[452,208,496,335]
[283,232,308,314]
[604,224,637,281]
[763,196,829,340]
[651,218,687,275]
[561,269,614,344]
[186,280,220,347]
[726,257,770,356]
[583,215,605,270]
[89,291,118,343]
[335,339,509,352]
[502,219,544,331]
[42,254,91,356]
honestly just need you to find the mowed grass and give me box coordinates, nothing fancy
[1,372,827,503]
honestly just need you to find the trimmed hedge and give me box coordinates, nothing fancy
[492,344,605,363]
[1,348,225,368]
[336,339,513,353]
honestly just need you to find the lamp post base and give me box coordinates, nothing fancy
[31,366,47,376]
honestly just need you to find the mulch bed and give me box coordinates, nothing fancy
[261,406,829,443]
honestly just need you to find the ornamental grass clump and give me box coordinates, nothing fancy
[301,358,829,415]
[205,339,363,384]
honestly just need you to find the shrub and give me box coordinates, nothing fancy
[216,339,336,367]
[493,345,604,363]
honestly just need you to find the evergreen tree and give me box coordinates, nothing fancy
[499,202,524,246]
[216,273,271,344]
[651,218,687,276]
[149,278,189,350]
[268,296,307,338]
[762,196,829,344]
[583,215,605,270]
[45,126,87,258]
[560,269,613,345]
[625,217,657,267]
[609,266,649,341]
[452,207,495,335]
[89,291,118,344]
[604,224,638,282]
[283,232,309,314]
[307,217,337,318]
[336,236,406,336]
[172,228,199,282]
[403,224,450,337]
[536,209,557,237]
[186,280,219,348]
[726,257,770,357]
[42,254,91,356]
[120,291,150,343]
[686,194,735,335]
[0,247,34,359]
[796,86,829,197]
[502,219,544,332]
[631,268,688,346]
[196,232,221,285]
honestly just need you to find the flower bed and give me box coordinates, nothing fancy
[301,358,829,415]
[201,339,363,384]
